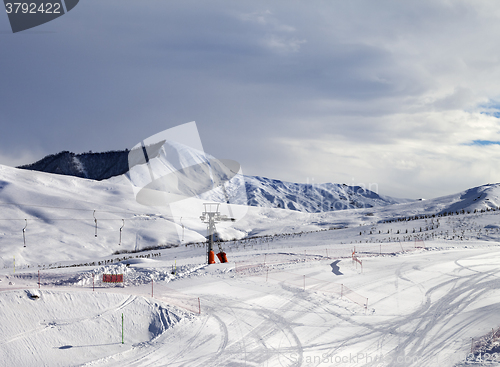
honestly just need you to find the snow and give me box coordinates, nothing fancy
[0,289,185,367]
[4,241,500,366]
[3,141,500,365]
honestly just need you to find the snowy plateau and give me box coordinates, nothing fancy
[1,140,500,366]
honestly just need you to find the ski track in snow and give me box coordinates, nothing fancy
[5,150,500,366]
[3,244,500,366]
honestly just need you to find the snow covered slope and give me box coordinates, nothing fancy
[211,174,411,212]
[2,151,500,267]
[4,149,500,366]
[0,289,184,367]
[0,163,210,266]
[362,182,500,223]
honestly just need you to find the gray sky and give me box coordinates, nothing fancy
[1,0,500,199]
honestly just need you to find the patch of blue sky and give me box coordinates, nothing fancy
[468,140,500,146]
[480,111,500,118]
[478,100,500,118]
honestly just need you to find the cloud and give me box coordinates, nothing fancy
[255,110,500,198]
[235,10,305,53]
[237,10,295,32]
[2,0,500,199]
[262,35,306,53]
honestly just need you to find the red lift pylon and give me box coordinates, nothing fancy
[200,203,234,264]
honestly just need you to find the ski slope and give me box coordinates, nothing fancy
[2,238,500,366]
[0,288,186,367]
[3,142,500,366]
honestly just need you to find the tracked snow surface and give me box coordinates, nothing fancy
[2,141,500,366]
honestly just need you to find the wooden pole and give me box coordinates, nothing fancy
[198,298,201,314]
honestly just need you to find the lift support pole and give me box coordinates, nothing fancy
[200,203,235,264]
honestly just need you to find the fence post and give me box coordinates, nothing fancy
[121,313,124,344]
[38,270,40,289]
[198,298,201,314]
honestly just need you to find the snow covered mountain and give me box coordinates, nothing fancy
[210,175,411,212]
[19,142,411,213]
[1,138,500,265]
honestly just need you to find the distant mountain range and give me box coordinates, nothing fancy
[18,145,412,213]
[3,145,500,265]
[203,174,412,212]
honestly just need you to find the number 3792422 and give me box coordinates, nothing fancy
[5,3,61,14]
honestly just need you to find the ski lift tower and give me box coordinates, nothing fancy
[200,203,235,264]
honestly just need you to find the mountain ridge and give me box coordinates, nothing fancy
[1,159,500,264]
[21,146,411,213]
[18,150,130,180]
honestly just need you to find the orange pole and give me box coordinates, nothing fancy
[208,251,216,264]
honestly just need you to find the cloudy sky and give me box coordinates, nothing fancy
[1,0,500,199]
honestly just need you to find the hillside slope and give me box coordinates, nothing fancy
[2,146,500,265]
[207,174,411,212]
[36,140,410,213]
